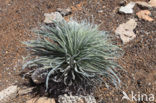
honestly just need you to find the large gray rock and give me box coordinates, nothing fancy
[58,94,96,103]
[44,12,63,24]
[0,85,18,103]
[119,2,136,14]
[115,19,137,44]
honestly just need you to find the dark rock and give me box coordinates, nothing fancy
[31,68,49,84]
[57,8,72,16]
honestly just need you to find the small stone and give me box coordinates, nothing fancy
[26,97,55,103]
[97,10,103,13]
[115,19,137,44]
[136,1,152,8]
[5,0,11,5]
[119,2,136,14]
[44,12,63,24]
[0,85,18,103]
[115,98,118,101]
[119,0,127,6]
[57,8,72,16]
[136,10,154,22]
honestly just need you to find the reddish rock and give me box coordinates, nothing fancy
[136,10,154,22]
[149,0,156,7]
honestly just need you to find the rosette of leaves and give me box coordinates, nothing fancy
[22,20,123,93]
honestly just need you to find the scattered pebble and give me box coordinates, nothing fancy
[0,85,18,103]
[44,12,63,24]
[57,8,72,16]
[6,67,10,70]
[136,10,154,22]
[26,97,55,103]
[115,19,137,44]
[119,2,136,14]
[97,10,103,13]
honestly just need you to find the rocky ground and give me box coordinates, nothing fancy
[0,0,156,103]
